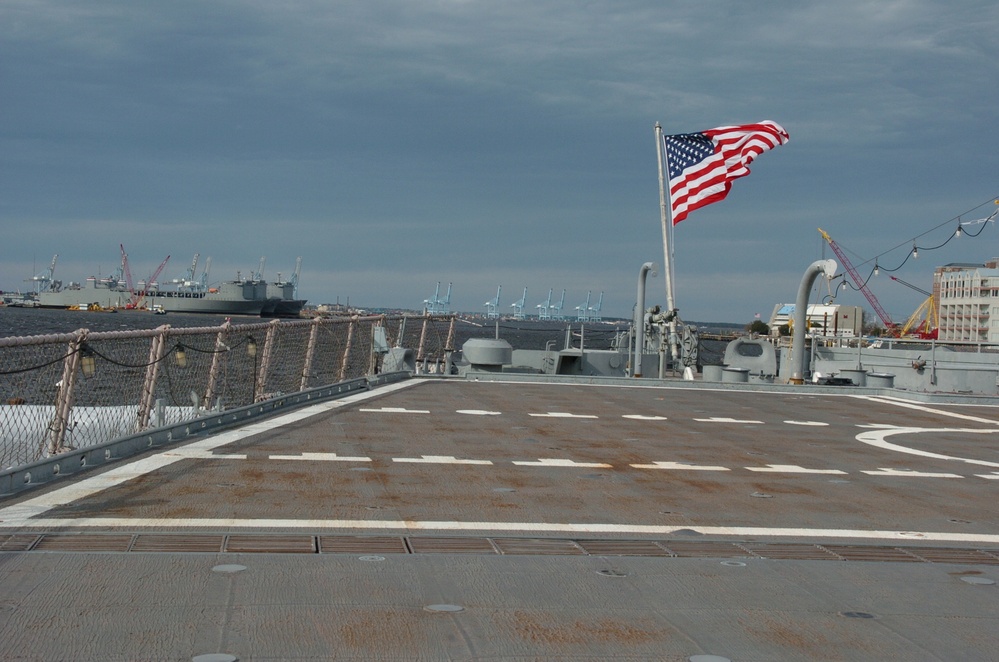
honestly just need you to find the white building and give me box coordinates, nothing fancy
[769,303,863,337]
[934,260,999,342]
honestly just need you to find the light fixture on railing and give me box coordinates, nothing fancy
[79,344,96,378]
[174,343,187,368]
[246,336,257,358]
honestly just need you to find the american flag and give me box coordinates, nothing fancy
[664,121,789,224]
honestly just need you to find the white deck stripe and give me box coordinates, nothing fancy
[745,464,847,475]
[630,461,729,471]
[269,453,371,462]
[512,458,613,468]
[862,468,963,478]
[3,516,998,544]
[528,412,599,419]
[393,455,493,465]
[693,417,764,424]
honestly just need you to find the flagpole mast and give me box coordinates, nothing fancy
[655,122,680,373]
[654,122,677,314]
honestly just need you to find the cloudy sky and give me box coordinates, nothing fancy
[2,1,997,323]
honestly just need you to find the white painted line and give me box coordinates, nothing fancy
[512,458,612,468]
[630,461,729,471]
[359,407,430,414]
[164,451,247,460]
[855,426,999,468]
[622,415,668,421]
[528,412,599,419]
[693,417,764,424]
[745,464,847,475]
[456,409,502,416]
[269,453,371,462]
[861,395,999,425]
[975,472,999,480]
[862,468,963,478]
[393,455,492,465]
[5,516,999,544]
[784,420,829,427]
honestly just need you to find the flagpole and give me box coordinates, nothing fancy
[655,122,680,373]
[654,122,677,314]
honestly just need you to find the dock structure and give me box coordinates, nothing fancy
[2,374,998,659]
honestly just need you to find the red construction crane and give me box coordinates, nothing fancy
[132,255,171,310]
[817,228,898,334]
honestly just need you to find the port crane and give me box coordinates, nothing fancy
[485,286,501,319]
[510,287,528,320]
[536,288,554,320]
[817,228,898,335]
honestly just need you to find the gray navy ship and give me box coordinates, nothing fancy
[29,252,306,316]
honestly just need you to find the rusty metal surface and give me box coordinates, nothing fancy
[1,378,998,660]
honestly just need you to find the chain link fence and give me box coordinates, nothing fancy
[0,314,455,472]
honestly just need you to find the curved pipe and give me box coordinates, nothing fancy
[633,262,656,377]
[790,259,837,383]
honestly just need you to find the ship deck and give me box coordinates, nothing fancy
[2,377,998,660]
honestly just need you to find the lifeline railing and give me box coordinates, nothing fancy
[0,314,455,472]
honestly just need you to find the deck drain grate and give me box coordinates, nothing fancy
[30,534,135,552]
[6,532,999,566]
[224,535,317,554]
[492,538,586,555]
[661,541,752,558]
[131,535,226,553]
[904,547,999,565]
[0,534,41,551]
[741,543,841,561]
[407,536,498,554]
[821,545,924,562]
[577,540,673,556]
[319,535,409,554]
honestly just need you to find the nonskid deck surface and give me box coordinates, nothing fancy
[2,378,998,660]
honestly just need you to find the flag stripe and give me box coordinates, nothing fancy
[665,121,789,224]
